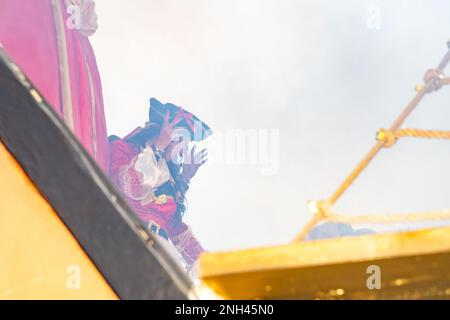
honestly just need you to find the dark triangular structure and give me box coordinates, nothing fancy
[0,49,191,300]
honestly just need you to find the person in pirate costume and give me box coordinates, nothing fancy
[109,98,212,272]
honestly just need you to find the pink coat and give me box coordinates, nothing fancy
[0,0,108,171]
[109,137,205,267]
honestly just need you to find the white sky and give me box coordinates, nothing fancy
[91,0,450,252]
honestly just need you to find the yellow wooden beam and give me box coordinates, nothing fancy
[199,227,450,299]
[0,143,117,300]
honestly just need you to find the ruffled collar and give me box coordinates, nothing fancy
[65,0,98,37]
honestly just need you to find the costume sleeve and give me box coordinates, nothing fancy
[170,224,206,268]
[109,139,153,201]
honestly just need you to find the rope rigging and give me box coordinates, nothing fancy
[293,41,450,242]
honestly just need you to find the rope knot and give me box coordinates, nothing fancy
[416,69,447,93]
[307,200,331,219]
[376,129,396,147]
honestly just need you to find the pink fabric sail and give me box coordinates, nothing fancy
[0,0,108,172]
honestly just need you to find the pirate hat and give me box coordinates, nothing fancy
[149,98,212,141]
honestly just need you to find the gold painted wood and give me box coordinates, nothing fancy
[0,143,117,300]
[199,227,450,299]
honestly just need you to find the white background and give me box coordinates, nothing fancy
[91,0,450,252]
